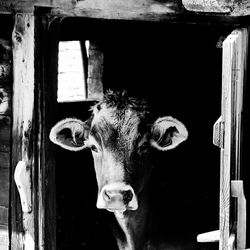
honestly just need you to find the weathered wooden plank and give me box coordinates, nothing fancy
[0,0,250,19]
[87,41,103,100]
[0,169,9,208]
[12,13,35,250]
[0,207,8,225]
[182,0,230,13]
[57,41,86,102]
[0,152,9,168]
[219,28,248,250]
[35,16,61,250]
[229,29,248,250]
[219,30,234,250]
[183,0,249,16]
[0,115,10,151]
[0,224,9,250]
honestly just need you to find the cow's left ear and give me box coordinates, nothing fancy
[49,118,89,151]
[150,116,188,151]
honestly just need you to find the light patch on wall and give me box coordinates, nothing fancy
[57,41,86,102]
[0,225,9,248]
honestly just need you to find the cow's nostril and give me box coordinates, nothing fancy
[103,190,111,201]
[122,190,133,205]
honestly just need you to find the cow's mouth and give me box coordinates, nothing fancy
[107,208,126,213]
[105,203,137,213]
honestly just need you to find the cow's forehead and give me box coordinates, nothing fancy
[92,103,140,128]
[92,103,118,126]
[90,103,142,148]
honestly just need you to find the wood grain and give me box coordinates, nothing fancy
[0,169,9,208]
[87,41,103,100]
[0,115,10,151]
[182,0,230,13]
[183,0,250,16]
[12,13,35,250]
[0,27,11,250]
[220,30,234,250]
[0,152,9,168]
[0,0,249,19]
[220,28,248,250]
[229,29,248,250]
[0,206,8,225]
[0,223,9,249]
[35,16,61,250]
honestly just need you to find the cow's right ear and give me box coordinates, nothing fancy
[49,118,89,151]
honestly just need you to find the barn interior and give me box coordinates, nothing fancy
[53,18,237,249]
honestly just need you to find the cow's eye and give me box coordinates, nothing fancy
[139,142,148,152]
[90,145,99,153]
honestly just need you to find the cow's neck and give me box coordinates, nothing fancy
[113,185,152,250]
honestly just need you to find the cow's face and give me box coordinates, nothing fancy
[50,91,188,216]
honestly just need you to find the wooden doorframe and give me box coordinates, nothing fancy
[11,13,35,250]
[35,14,62,250]
[220,28,249,250]
[11,13,61,250]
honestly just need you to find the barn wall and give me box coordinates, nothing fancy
[0,15,13,250]
[0,6,247,250]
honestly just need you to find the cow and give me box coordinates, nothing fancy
[49,90,188,250]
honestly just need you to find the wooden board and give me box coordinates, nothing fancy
[0,207,8,225]
[220,28,248,250]
[11,13,35,250]
[0,169,9,249]
[0,26,12,250]
[0,169,9,208]
[0,115,10,151]
[0,223,9,250]
[0,0,249,20]
[0,152,9,168]
[35,15,61,250]
[87,41,103,100]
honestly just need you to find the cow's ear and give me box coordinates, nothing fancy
[150,116,188,151]
[49,118,89,151]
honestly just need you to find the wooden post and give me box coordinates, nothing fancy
[220,28,248,250]
[0,28,12,250]
[87,40,104,100]
[12,13,35,250]
[35,15,61,250]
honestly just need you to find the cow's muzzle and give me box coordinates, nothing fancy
[96,183,138,212]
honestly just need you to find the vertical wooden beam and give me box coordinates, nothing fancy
[220,31,232,250]
[0,24,12,250]
[35,15,61,250]
[220,28,248,250]
[230,29,248,250]
[12,13,35,250]
[87,40,104,100]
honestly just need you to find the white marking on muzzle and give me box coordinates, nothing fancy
[96,182,138,211]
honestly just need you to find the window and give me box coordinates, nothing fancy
[57,41,86,102]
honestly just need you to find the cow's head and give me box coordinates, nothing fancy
[50,90,188,216]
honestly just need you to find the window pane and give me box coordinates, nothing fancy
[57,41,86,102]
